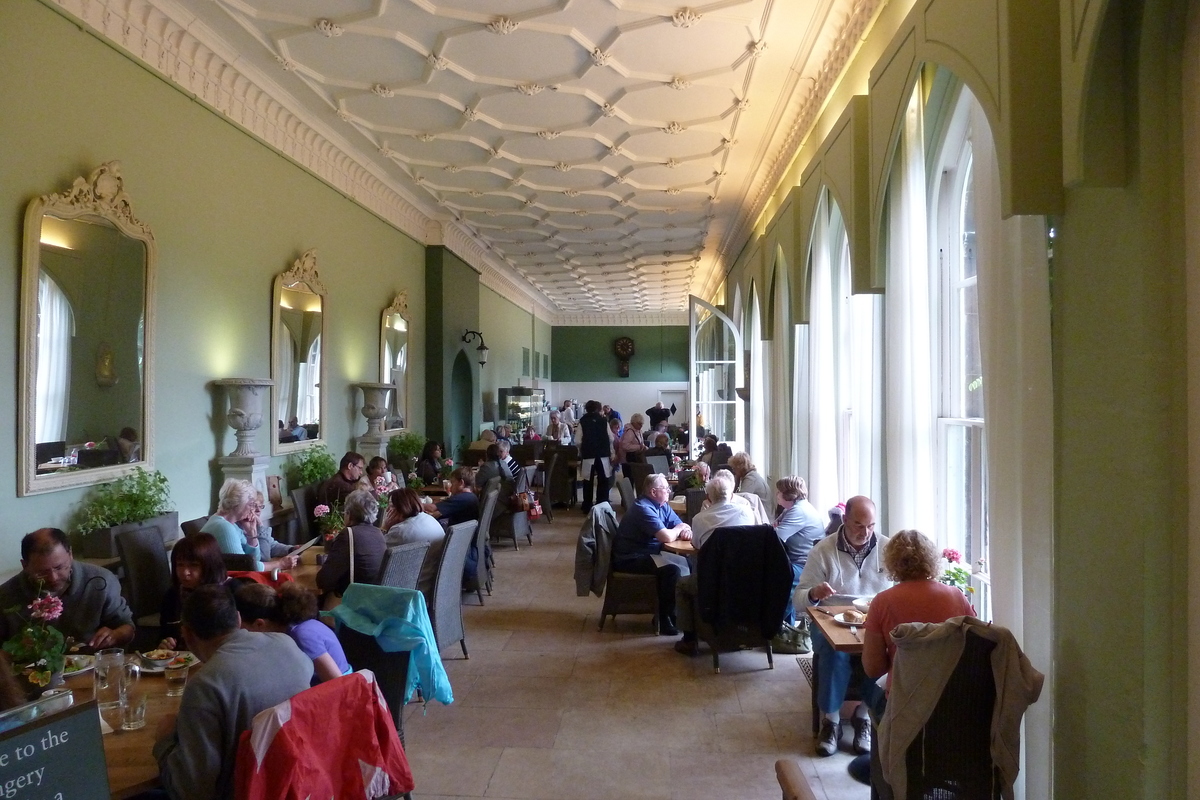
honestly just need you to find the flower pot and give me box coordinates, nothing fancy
[79,511,179,559]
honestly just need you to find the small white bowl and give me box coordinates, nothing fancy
[852,597,873,614]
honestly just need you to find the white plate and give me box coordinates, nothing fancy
[139,652,199,674]
[852,597,873,613]
[833,612,867,627]
[63,654,94,676]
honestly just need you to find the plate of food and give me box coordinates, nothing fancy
[140,649,177,668]
[63,654,94,676]
[833,610,867,627]
[137,651,199,674]
[852,597,873,614]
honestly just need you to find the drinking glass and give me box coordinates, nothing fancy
[120,691,147,730]
[93,648,125,709]
[164,663,189,697]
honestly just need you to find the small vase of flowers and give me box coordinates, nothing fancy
[939,548,974,595]
[3,590,66,691]
[313,502,345,542]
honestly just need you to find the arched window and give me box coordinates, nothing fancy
[299,334,322,425]
[35,271,74,443]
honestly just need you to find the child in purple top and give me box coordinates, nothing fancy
[234,582,351,685]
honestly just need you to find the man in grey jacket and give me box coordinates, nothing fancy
[153,585,313,800]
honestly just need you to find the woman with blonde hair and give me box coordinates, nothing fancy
[774,476,824,624]
[862,530,976,688]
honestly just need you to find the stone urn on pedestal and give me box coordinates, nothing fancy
[213,379,274,457]
[211,379,275,516]
[354,382,395,461]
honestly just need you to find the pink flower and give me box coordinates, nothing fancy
[942,548,962,564]
[444,459,454,467]
[29,595,63,622]
[374,476,388,489]
[314,504,330,518]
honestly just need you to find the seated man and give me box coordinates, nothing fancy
[611,474,692,636]
[797,495,892,758]
[154,584,313,800]
[672,472,754,656]
[316,451,365,507]
[0,528,134,649]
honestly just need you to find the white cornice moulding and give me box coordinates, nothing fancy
[47,0,556,318]
[443,222,561,319]
[550,312,690,327]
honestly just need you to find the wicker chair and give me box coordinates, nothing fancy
[429,521,476,658]
[289,483,320,541]
[616,476,636,515]
[181,516,210,538]
[378,541,431,590]
[685,487,706,522]
[336,627,412,745]
[463,489,498,604]
[626,461,654,494]
[593,503,660,633]
[115,528,172,649]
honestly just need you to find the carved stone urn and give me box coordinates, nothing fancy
[354,383,395,437]
[212,379,274,457]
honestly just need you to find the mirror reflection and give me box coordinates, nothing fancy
[20,162,155,495]
[380,292,409,429]
[272,251,326,454]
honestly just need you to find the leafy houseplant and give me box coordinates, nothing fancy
[3,590,66,689]
[75,468,172,536]
[313,502,345,542]
[287,445,337,490]
[387,431,427,471]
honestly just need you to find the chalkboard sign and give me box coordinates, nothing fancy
[0,699,108,799]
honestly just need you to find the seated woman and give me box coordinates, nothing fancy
[644,433,672,458]
[473,444,513,493]
[234,583,350,685]
[366,456,400,496]
[383,488,446,601]
[773,477,825,625]
[159,533,227,649]
[728,452,772,511]
[416,440,443,485]
[862,529,976,692]
[424,468,480,525]
[316,489,387,597]
[544,410,572,445]
[202,479,266,570]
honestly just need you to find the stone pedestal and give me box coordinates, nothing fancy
[353,382,395,462]
[217,455,274,517]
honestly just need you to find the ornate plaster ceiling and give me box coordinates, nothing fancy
[57,0,876,321]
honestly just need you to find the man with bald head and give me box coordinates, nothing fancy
[0,528,134,649]
[796,495,892,757]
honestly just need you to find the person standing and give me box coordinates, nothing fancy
[576,400,613,512]
[646,401,670,428]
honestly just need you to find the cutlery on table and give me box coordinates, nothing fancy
[850,625,860,641]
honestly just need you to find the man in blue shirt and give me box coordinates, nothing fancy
[611,474,693,635]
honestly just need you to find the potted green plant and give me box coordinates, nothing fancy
[286,445,337,491]
[74,468,177,559]
[387,431,426,473]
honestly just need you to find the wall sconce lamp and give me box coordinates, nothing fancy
[462,329,490,366]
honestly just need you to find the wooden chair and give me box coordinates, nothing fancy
[429,521,476,658]
[774,759,820,800]
[378,541,430,590]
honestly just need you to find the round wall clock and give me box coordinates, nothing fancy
[614,336,635,359]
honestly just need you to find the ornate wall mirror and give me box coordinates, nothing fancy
[380,291,409,429]
[272,250,326,456]
[19,162,156,496]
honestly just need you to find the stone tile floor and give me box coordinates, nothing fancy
[403,505,867,800]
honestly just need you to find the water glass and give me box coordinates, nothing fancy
[164,663,189,697]
[93,648,125,709]
[120,692,147,731]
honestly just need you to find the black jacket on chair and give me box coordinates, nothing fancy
[696,525,793,639]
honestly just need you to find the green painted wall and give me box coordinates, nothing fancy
[0,0,425,574]
[551,326,688,382]
[478,285,548,423]
[424,247,480,453]
[1052,0,1187,795]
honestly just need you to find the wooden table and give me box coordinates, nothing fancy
[807,604,864,653]
[288,545,326,593]
[65,662,182,797]
[661,539,696,556]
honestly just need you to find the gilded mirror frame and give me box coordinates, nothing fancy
[380,290,410,431]
[18,161,157,496]
[271,249,328,456]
